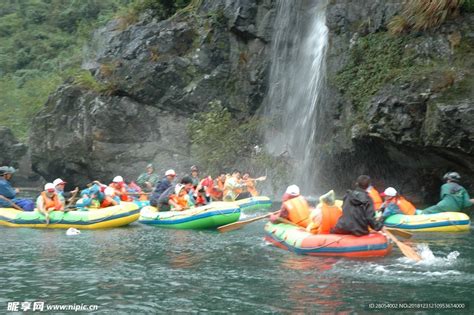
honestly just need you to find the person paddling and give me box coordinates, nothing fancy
[331,175,383,236]
[306,190,342,234]
[0,166,34,211]
[241,173,266,198]
[53,178,79,207]
[136,164,159,192]
[189,165,200,189]
[150,169,176,206]
[101,187,120,208]
[379,187,417,218]
[223,170,247,201]
[36,183,64,224]
[422,172,474,214]
[209,173,226,201]
[270,185,312,228]
[109,176,132,202]
[155,178,194,211]
[76,183,104,209]
[367,184,383,211]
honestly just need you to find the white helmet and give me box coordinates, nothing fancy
[175,184,185,195]
[285,185,300,196]
[113,176,124,183]
[165,169,176,176]
[383,187,397,197]
[53,178,66,186]
[44,183,56,191]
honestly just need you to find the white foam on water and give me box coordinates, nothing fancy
[66,227,81,236]
[408,243,460,267]
[239,213,251,220]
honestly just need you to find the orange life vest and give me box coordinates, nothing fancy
[109,184,132,202]
[367,187,383,210]
[284,196,311,228]
[391,196,416,215]
[319,203,343,234]
[208,179,224,200]
[170,194,188,209]
[41,192,63,210]
[245,179,259,197]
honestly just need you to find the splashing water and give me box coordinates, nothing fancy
[414,243,460,266]
[262,0,329,194]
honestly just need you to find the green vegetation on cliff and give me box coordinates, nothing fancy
[334,33,413,110]
[0,0,191,140]
[0,0,132,140]
[334,26,473,111]
[188,102,290,191]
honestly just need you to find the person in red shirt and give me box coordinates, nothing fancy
[109,176,132,202]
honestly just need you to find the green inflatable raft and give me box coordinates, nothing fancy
[139,202,241,229]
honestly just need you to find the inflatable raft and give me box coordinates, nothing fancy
[384,212,470,232]
[134,200,150,209]
[0,202,140,229]
[264,222,391,257]
[139,202,240,229]
[234,196,272,212]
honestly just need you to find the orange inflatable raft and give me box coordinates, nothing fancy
[264,222,392,258]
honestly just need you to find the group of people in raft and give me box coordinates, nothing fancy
[270,172,474,236]
[1,163,473,230]
[0,164,266,216]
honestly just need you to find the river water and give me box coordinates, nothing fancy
[0,210,473,314]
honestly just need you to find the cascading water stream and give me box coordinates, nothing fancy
[263,0,329,194]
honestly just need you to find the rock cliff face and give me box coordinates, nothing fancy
[29,0,474,203]
[30,0,275,185]
[319,0,474,203]
[0,127,40,186]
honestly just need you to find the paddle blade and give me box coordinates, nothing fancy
[383,228,421,262]
[218,213,272,233]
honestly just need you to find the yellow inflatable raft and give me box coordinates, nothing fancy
[0,202,140,229]
[384,212,470,232]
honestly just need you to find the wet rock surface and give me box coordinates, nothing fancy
[30,0,275,186]
[28,0,474,203]
[320,1,474,202]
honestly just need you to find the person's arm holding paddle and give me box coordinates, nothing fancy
[66,187,79,205]
[36,194,51,224]
[0,195,25,211]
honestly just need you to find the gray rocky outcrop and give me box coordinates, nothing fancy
[319,0,474,203]
[30,0,275,186]
[28,0,474,204]
[0,127,27,167]
[0,127,41,186]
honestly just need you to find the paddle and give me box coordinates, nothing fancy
[66,188,79,207]
[45,210,50,225]
[0,195,25,211]
[384,228,412,239]
[383,227,421,262]
[218,210,279,233]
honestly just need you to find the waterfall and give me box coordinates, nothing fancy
[263,0,329,194]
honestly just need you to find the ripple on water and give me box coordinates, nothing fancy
[0,224,473,313]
